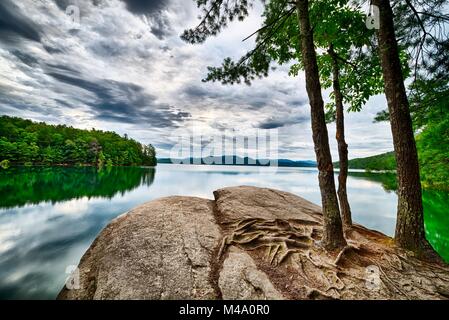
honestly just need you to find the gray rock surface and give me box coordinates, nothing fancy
[213,186,322,224]
[58,196,221,299]
[59,186,309,300]
[219,247,284,300]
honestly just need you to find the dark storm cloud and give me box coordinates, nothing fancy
[113,0,173,39]
[182,84,270,109]
[183,85,219,99]
[53,0,73,10]
[44,63,80,75]
[46,69,191,128]
[257,120,287,130]
[256,114,309,129]
[52,0,173,40]
[288,97,309,107]
[0,94,64,118]
[120,0,168,15]
[182,83,309,113]
[150,14,172,40]
[11,50,40,67]
[43,45,65,54]
[52,0,102,13]
[0,0,42,42]
[87,38,153,60]
[153,141,175,150]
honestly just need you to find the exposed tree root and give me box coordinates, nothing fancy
[216,216,449,300]
[306,287,337,299]
[218,218,315,266]
[333,244,361,267]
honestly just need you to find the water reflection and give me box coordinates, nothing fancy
[423,190,449,263]
[0,164,447,299]
[347,171,397,192]
[348,171,449,262]
[0,166,155,209]
[0,166,155,299]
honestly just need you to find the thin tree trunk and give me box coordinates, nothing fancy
[296,0,346,250]
[372,0,437,259]
[328,44,352,228]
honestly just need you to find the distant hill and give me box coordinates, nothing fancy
[335,152,396,171]
[158,156,317,168]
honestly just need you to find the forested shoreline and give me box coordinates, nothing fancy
[0,116,157,167]
[340,148,448,191]
[337,152,396,171]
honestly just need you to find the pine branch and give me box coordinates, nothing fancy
[242,0,290,42]
[238,6,296,66]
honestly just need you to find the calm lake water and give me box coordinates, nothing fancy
[0,164,448,299]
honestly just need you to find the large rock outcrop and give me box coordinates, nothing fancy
[59,186,449,300]
[58,196,221,299]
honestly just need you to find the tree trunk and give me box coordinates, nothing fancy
[372,0,437,258]
[328,44,352,228]
[296,0,346,250]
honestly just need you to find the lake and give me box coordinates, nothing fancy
[0,164,448,299]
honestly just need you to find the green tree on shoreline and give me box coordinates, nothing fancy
[0,115,157,167]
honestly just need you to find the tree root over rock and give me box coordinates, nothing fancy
[218,218,317,267]
[217,217,449,300]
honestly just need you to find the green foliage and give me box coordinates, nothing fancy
[342,152,397,171]
[371,28,448,191]
[0,159,10,169]
[0,115,157,167]
[373,110,390,123]
[409,78,449,130]
[346,142,449,190]
[416,118,449,190]
[98,150,106,167]
[373,74,448,190]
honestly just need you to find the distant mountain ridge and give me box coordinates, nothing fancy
[157,155,317,167]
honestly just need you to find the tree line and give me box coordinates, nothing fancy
[341,149,448,191]
[338,151,397,171]
[0,115,157,167]
[182,0,448,260]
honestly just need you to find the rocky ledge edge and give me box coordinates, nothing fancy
[58,186,449,300]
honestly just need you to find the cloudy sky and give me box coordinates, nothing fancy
[0,0,393,160]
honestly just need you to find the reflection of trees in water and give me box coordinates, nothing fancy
[348,171,449,262]
[0,166,155,209]
[422,190,449,263]
[348,171,398,192]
